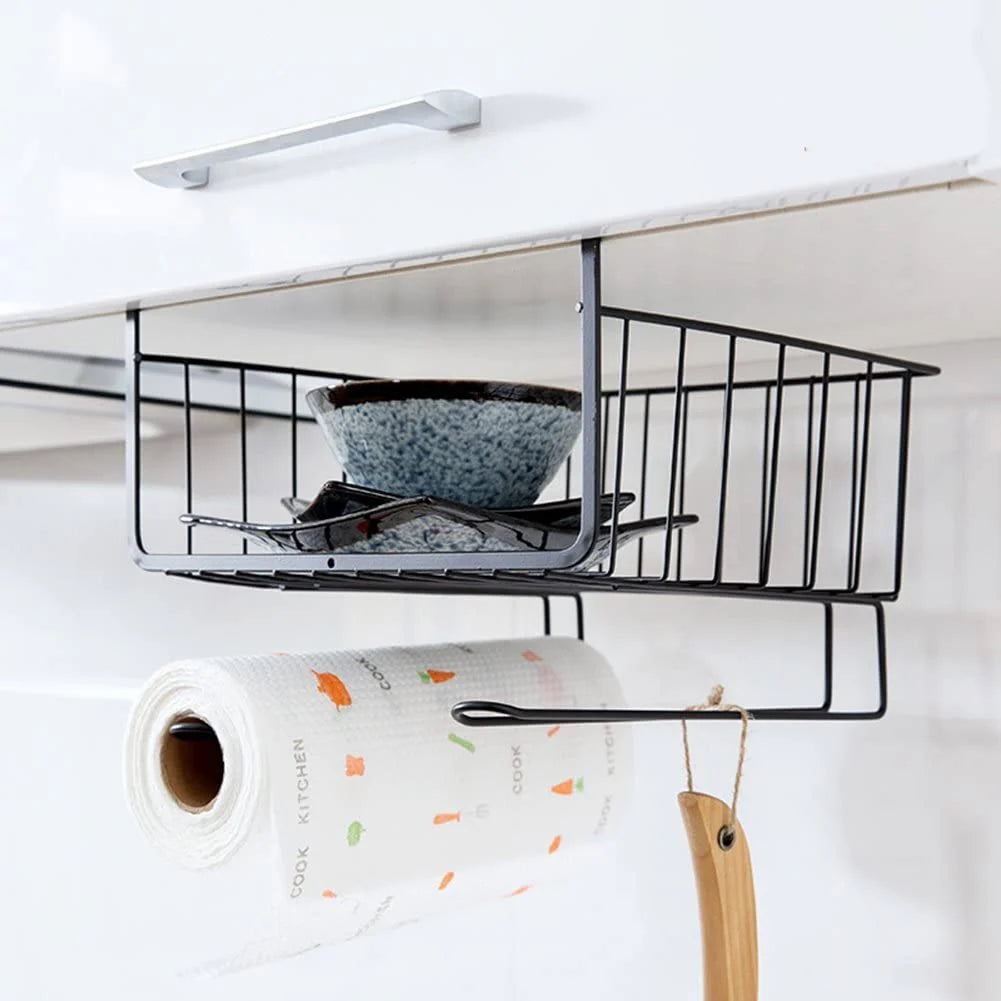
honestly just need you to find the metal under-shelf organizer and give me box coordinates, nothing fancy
[121,238,939,725]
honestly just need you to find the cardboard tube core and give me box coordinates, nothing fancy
[160,716,224,811]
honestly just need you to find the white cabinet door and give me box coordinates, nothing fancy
[0,0,989,317]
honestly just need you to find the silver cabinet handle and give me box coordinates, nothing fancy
[134,89,481,189]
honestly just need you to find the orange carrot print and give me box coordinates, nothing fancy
[418,669,456,685]
[507,885,532,897]
[521,650,543,662]
[551,778,584,796]
[547,725,561,738]
[433,812,461,825]
[312,671,352,710]
[345,754,365,777]
[438,871,455,891]
[548,835,562,854]
[321,890,336,899]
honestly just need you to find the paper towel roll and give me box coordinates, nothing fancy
[124,637,631,959]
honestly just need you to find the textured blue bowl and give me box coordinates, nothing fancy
[306,380,582,509]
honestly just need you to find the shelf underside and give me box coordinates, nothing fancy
[5,181,991,383]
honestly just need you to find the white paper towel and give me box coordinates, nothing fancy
[124,636,631,966]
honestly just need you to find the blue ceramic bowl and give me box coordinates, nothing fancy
[305,380,582,509]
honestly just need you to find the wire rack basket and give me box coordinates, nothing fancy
[123,238,939,721]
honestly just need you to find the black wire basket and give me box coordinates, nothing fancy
[124,238,939,722]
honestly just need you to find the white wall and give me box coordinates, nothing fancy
[0,338,996,1000]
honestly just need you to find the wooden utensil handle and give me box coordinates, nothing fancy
[679,791,758,1001]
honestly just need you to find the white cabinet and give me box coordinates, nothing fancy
[0,0,989,318]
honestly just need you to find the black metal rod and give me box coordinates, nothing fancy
[803,381,815,585]
[0,364,319,423]
[891,376,914,598]
[599,305,940,376]
[183,363,193,555]
[128,310,146,556]
[758,345,785,583]
[2,358,909,410]
[849,362,874,592]
[636,392,651,575]
[0,380,124,402]
[173,567,901,603]
[599,367,914,399]
[758,385,772,575]
[675,391,690,581]
[712,336,738,584]
[806,354,831,588]
[451,701,886,726]
[602,319,630,576]
[847,379,861,587]
[874,601,888,717]
[600,394,611,495]
[821,602,834,711]
[136,351,369,382]
[239,368,248,555]
[290,373,299,500]
[574,594,585,641]
[595,388,612,574]
[579,239,603,567]
[660,329,688,581]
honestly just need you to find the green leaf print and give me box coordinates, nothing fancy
[447,732,476,753]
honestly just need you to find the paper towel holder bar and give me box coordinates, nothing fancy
[452,700,879,725]
[170,596,887,733]
[452,599,888,726]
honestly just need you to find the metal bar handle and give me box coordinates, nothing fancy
[134,89,482,189]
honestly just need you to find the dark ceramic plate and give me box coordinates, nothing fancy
[280,481,637,530]
[181,492,697,567]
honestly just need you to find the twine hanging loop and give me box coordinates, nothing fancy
[681,685,751,843]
